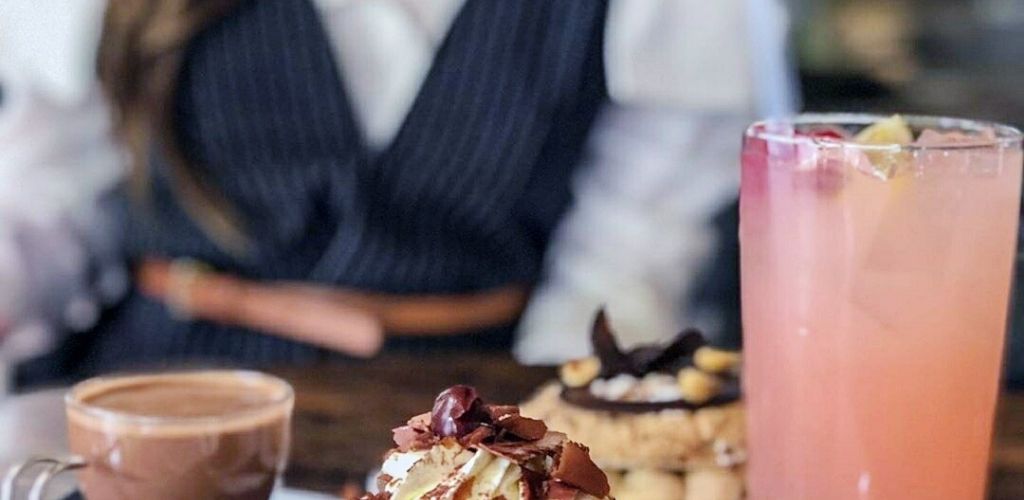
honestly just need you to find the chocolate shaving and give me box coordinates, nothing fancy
[374,473,394,494]
[486,405,520,421]
[592,308,633,377]
[392,411,437,451]
[592,308,709,377]
[480,431,566,463]
[563,309,743,412]
[408,412,431,428]
[638,328,706,372]
[520,468,547,500]
[461,425,495,446]
[545,481,581,499]
[428,386,557,447]
[621,346,664,375]
[551,442,610,497]
[493,414,547,441]
[391,426,422,452]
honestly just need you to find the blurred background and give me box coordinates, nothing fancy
[0,0,1023,391]
[0,3,1023,498]
[792,0,1024,122]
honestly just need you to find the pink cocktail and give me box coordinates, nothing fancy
[740,114,1022,499]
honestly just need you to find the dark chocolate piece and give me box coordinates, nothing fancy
[592,309,633,377]
[391,412,435,451]
[551,442,611,497]
[485,405,520,421]
[494,414,547,441]
[461,426,495,446]
[480,431,564,463]
[431,385,486,438]
[591,309,709,377]
[637,328,705,373]
[545,481,581,500]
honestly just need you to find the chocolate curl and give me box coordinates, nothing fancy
[485,405,520,420]
[551,441,611,497]
[392,411,435,451]
[545,481,581,499]
[392,426,421,452]
[482,431,566,464]
[461,426,495,446]
[494,414,547,441]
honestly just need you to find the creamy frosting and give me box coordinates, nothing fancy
[380,442,610,500]
[365,386,612,500]
[380,442,523,500]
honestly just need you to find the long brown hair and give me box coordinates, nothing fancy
[98,0,246,252]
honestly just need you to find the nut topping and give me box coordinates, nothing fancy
[694,347,741,374]
[677,368,721,405]
[560,357,602,388]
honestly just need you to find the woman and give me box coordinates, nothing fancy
[1,0,794,387]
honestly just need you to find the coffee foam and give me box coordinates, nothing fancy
[66,371,293,437]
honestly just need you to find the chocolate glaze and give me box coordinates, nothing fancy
[562,308,741,412]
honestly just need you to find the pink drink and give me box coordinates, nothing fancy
[740,115,1022,499]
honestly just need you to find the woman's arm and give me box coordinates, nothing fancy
[514,0,796,363]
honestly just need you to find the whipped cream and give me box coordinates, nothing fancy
[589,373,682,403]
[380,441,523,500]
[380,441,608,500]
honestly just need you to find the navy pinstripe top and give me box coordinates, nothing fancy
[42,0,609,377]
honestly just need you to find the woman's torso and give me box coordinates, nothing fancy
[59,0,609,377]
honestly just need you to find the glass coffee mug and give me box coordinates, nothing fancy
[3,370,293,500]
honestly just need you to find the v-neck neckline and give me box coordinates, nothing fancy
[305,0,471,162]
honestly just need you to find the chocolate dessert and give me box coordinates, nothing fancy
[361,385,613,500]
[521,310,745,500]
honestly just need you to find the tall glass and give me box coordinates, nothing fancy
[739,114,1022,499]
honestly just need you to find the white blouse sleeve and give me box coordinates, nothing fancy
[514,0,795,363]
[0,0,126,362]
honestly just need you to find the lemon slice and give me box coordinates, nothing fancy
[855,114,914,145]
[855,115,914,181]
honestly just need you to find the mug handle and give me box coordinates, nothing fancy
[2,456,86,500]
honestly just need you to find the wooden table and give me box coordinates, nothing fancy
[274,354,1024,500]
